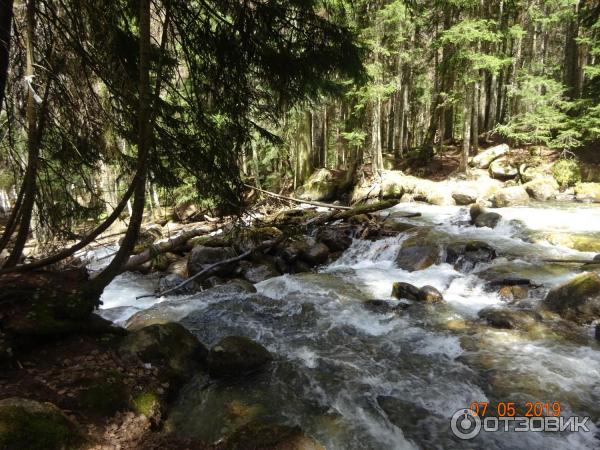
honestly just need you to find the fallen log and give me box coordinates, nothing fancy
[136,236,285,299]
[542,258,600,264]
[244,183,351,210]
[307,199,399,226]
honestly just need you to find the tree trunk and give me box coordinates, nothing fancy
[371,98,383,174]
[460,83,473,172]
[0,0,14,110]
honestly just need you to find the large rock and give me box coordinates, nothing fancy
[574,182,600,203]
[158,274,200,295]
[119,323,208,380]
[242,262,281,284]
[391,282,420,300]
[543,272,600,324]
[474,212,502,229]
[225,422,325,450]
[316,227,353,252]
[296,168,348,202]
[395,244,440,271]
[0,398,85,450]
[491,186,529,208]
[418,285,443,303]
[524,177,559,201]
[207,336,272,378]
[299,242,330,266]
[489,157,518,180]
[235,227,284,253]
[452,186,479,205]
[188,245,237,277]
[479,308,541,330]
[471,144,509,169]
[445,241,497,272]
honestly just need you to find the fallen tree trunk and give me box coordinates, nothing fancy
[307,199,399,226]
[543,258,600,264]
[119,224,217,272]
[244,183,351,210]
[137,236,285,299]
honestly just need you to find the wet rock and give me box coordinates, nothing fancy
[0,398,85,450]
[242,262,281,284]
[188,245,237,277]
[167,257,188,277]
[543,272,600,324]
[224,422,324,450]
[469,203,486,222]
[362,300,403,314]
[418,285,443,303]
[158,274,199,295]
[299,242,330,266]
[316,227,352,252]
[236,227,284,253]
[478,308,541,330]
[524,177,559,201]
[391,282,420,301]
[498,285,529,300]
[487,277,533,287]
[395,245,440,271]
[381,219,416,233]
[491,186,529,207]
[119,323,208,380]
[474,211,502,229]
[445,241,496,272]
[452,186,479,205]
[489,157,518,180]
[596,324,600,342]
[377,396,431,438]
[470,144,509,169]
[574,182,600,203]
[207,336,272,378]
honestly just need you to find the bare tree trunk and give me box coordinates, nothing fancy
[471,80,479,155]
[371,98,383,174]
[460,83,472,172]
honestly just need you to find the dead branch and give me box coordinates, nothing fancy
[243,183,351,210]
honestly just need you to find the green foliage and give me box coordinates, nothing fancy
[552,159,582,187]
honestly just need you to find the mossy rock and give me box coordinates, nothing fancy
[551,159,581,187]
[78,369,129,416]
[119,322,208,381]
[207,336,272,378]
[132,391,161,418]
[574,182,600,203]
[543,272,600,324]
[225,422,324,450]
[296,168,347,202]
[235,227,284,253]
[0,398,85,450]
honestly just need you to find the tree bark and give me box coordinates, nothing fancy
[460,83,473,172]
[0,0,14,110]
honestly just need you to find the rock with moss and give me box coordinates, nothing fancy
[391,282,420,301]
[188,245,237,278]
[207,336,272,378]
[491,186,529,208]
[524,177,559,201]
[224,422,324,450]
[552,159,581,187]
[543,272,600,324]
[119,322,208,380]
[235,227,284,253]
[470,144,509,169]
[0,398,85,450]
[489,157,518,180]
[296,168,348,202]
[132,391,162,419]
[574,182,600,203]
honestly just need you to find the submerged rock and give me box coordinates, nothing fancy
[470,144,509,169]
[391,282,420,301]
[491,186,529,208]
[224,422,325,450]
[119,322,208,380]
[207,336,272,378]
[418,285,443,303]
[478,308,541,330]
[474,212,502,229]
[543,272,600,324]
[0,398,85,450]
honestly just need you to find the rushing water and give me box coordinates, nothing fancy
[98,202,600,449]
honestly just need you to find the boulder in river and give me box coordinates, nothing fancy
[207,336,272,378]
[445,241,497,272]
[316,227,353,252]
[119,322,208,380]
[474,211,502,229]
[452,186,479,205]
[470,144,509,169]
[524,177,559,201]
[574,182,600,203]
[188,245,237,277]
[498,285,529,300]
[491,186,530,208]
[391,282,420,300]
[299,241,330,266]
[543,272,600,324]
[395,244,441,271]
[242,261,281,284]
[418,285,443,303]
[489,157,518,180]
[0,398,85,450]
[158,274,200,295]
[478,308,541,331]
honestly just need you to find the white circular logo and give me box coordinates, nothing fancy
[450,408,482,440]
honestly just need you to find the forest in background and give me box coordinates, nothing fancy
[0,0,599,274]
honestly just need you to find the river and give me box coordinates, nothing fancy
[96,201,600,449]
